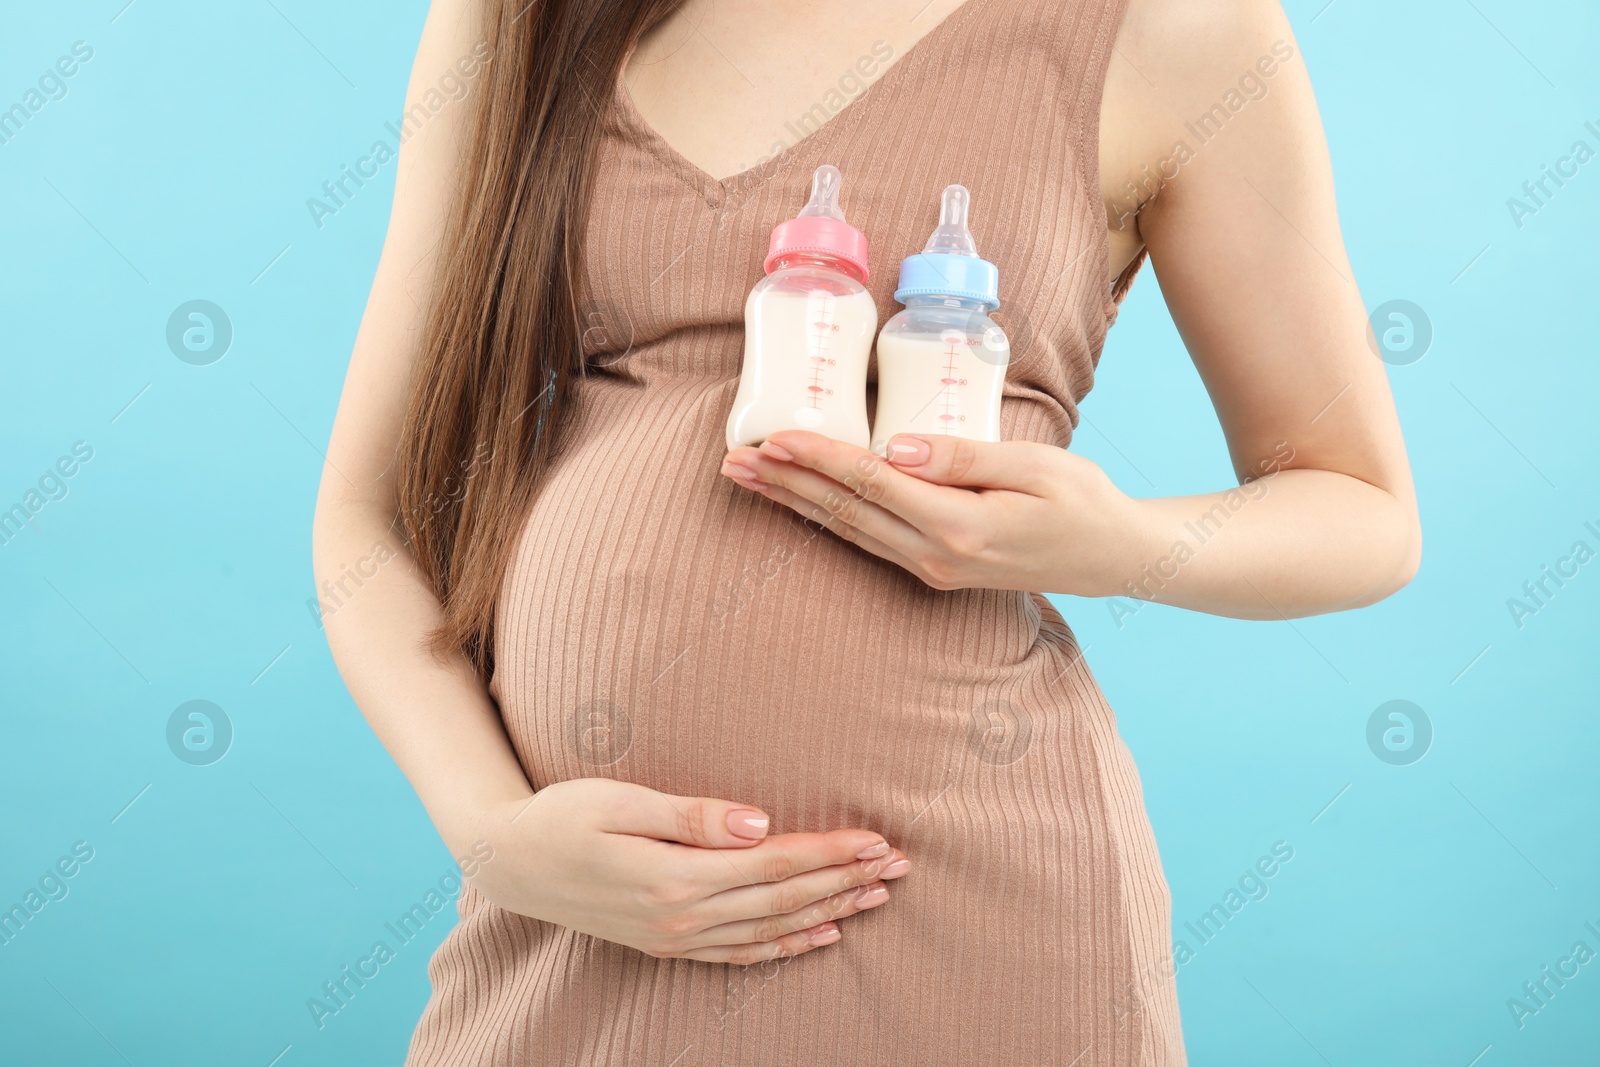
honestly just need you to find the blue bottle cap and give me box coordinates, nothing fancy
[892,184,1000,310]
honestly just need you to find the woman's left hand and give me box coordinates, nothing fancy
[721,430,1149,597]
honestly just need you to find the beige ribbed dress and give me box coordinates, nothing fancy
[406,0,1184,1062]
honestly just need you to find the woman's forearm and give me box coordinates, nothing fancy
[1109,467,1421,620]
[311,497,534,856]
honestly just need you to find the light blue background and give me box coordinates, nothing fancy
[2,1,1596,1064]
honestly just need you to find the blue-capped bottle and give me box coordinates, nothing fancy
[870,184,1009,453]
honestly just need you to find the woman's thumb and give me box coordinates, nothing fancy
[602,784,770,848]
[885,433,1042,490]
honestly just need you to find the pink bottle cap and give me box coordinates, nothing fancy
[763,164,870,282]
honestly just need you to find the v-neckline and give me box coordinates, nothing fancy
[614,0,995,206]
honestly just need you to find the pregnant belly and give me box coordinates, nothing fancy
[489,377,1085,830]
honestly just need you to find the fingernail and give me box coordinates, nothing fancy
[809,923,841,946]
[856,841,890,860]
[722,464,771,492]
[727,809,769,839]
[887,436,930,466]
[759,440,795,461]
[880,857,910,878]
[854,884,889,907]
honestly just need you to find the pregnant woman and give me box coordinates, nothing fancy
[313,0,1419,1061]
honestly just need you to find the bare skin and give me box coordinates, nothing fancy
[314,0,1418,968]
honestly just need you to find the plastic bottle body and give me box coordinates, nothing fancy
[870,297,1010,453]
[726,258,877,449]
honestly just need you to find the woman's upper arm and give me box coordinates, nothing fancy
[1117,0,1416,511]
[318,0,485,518]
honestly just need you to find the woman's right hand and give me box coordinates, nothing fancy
[464,778,909,964]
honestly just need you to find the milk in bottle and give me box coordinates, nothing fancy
[870,184,1010,453]
[725,165,876,450]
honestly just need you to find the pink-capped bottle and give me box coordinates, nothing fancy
[725,165,877,449]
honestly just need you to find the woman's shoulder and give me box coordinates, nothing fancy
[1098,0,1309,237]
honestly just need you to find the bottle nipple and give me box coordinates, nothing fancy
[796,164,848,222]
[923,184,979,257]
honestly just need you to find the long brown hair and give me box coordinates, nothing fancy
[396,0,677,680]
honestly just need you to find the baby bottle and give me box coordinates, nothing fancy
[870,184,1010,453]
[725,164,876,450]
